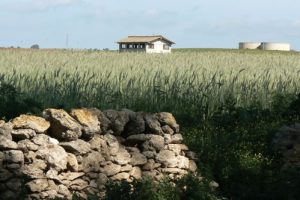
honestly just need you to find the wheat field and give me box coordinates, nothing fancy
[0,48,300,119]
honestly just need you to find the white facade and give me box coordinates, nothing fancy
[146,40,172,53]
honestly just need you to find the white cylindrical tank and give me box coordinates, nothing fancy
[260,42,290,51]
[239,42,261,50]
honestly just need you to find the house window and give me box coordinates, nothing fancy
[121,44,126,49]
[148,44,154,49]
[163,44,169,50]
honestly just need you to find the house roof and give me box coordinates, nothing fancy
[117,35,175,44]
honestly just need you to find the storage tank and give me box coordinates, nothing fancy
[239,42,261,50]
[260,42,290,51]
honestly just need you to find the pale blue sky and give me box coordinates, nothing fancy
[0,0,299,50]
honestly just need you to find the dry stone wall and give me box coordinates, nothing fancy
[0,108,198,200]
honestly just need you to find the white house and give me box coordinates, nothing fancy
[117,35,175,53]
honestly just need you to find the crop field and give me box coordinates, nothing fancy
[0,48,299,120]
[1,48,300,199]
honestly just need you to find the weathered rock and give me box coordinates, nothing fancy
[97,173,108,187]
[70,108,101,139]
[130,166,142,179]
[46,168,59,180]
[171,133,183,144]
[26,179,49,192]
[161,168,187,175]
[60,139,91,155]
[11,115,50,133]
[185,151,198,160]
[23,151,37,163]
[58,172,85,181]
[69,179,89,190]
[18,139,39,152]
[89,135,107,152]
[126,134,148,144]
[58,184,71,197]
[11,129,36,141]
[189,160,197,172]
[94,109,111,133]
[156,150,178,168]
[130,151,147,166]
[36,144,68,172]
[82,151,105,172]
[144,114,163,134]
[161,125,174,135]
[142,151,156,159]
[22,165,45,179]
[156,112,179,133]
[163,134,172,144]
[0,120,4,127]
[114,147,131,165]
[101,163,121,176]
[120,164,133,172]
[142,135,165,151]
[168,144,188,155]
[103,133,119,155]
[43,108,82,141]
[177,155,190,169]
[0,122,13,140]
[31,134,50,146]
[3,150,24,164]
[111,172,130,181]
[104,110,130,135]
[142,159,157,171]
[0,135,18,150]
[67,153,79,172]
[123,110,145,136]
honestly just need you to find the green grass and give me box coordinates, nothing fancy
[1,48,300,199]
[1,48,300,122]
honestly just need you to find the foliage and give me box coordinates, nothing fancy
[105,175,224,200]
[0,79,42,120]
[30,44,39,49]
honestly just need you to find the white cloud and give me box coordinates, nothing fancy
[31,0,78,9]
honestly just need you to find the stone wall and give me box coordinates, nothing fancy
[0,108,198,199]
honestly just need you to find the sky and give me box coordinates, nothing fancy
[0,0,299,50]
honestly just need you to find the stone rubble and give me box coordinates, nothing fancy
[0,108,199,200]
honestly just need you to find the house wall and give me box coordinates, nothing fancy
[146,40,172,53]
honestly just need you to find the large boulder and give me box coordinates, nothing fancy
[103,110,130,135]
[156,112,179,133]
[43,109,82,141]
[36,144,68,172]
[156,150,178,168]
[144,114,163,134]
[11,115,50,133]
[123,109,145,136]
[11,129,36,141]
[103,133,119,155]
[113,147,131,165]
[0,122,13,140]
[70,108,101,139]
[60,139,91,155]
[0,135,18,150]
[82,151,105,172]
